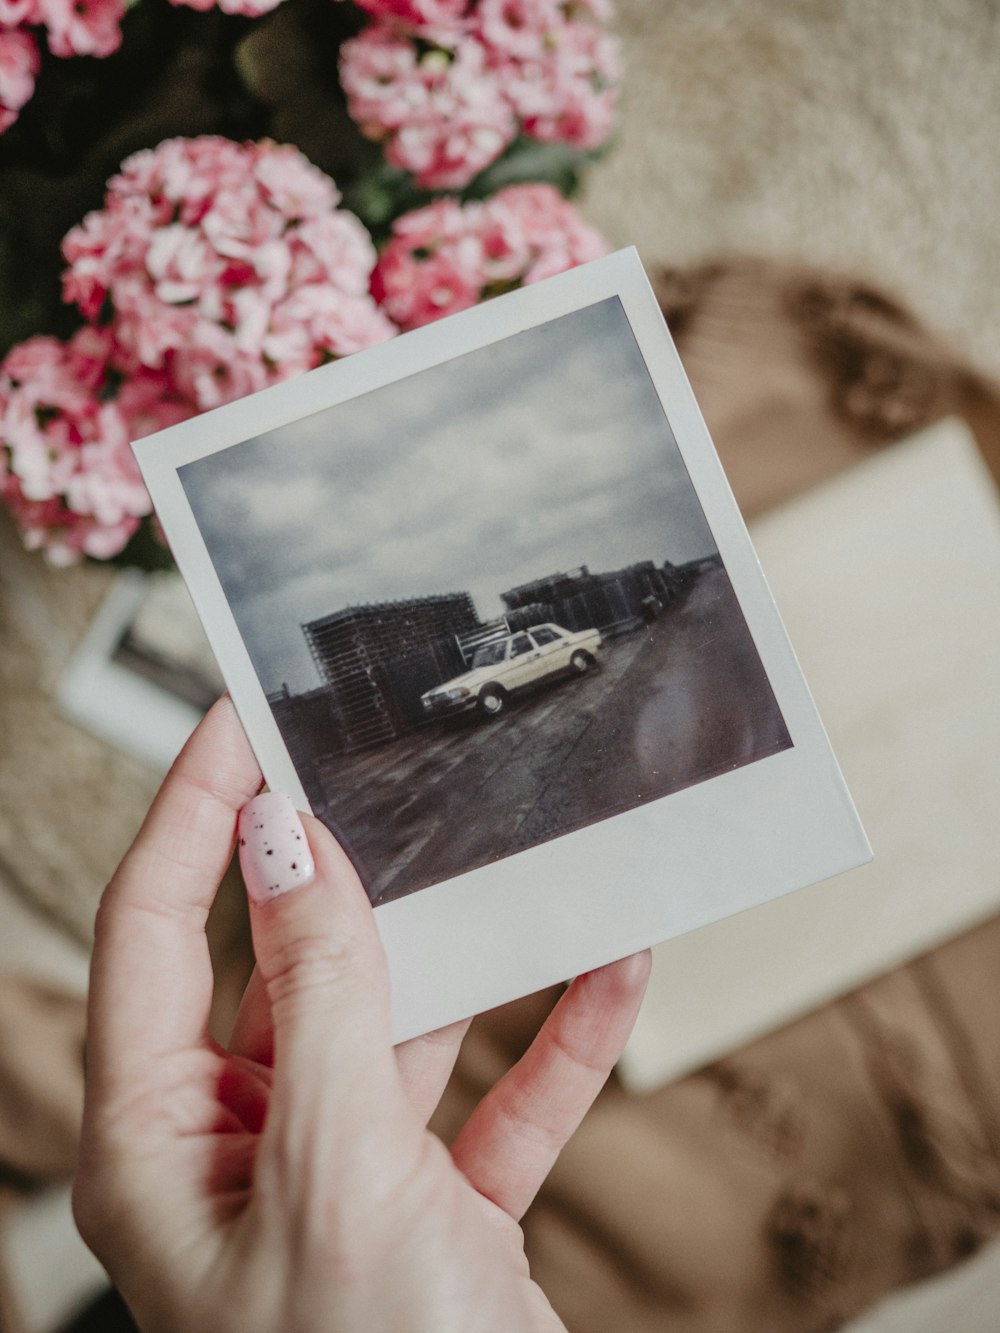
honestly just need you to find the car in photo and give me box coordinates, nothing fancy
[421,623,603,719]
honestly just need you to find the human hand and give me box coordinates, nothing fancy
[74,697,650,1333]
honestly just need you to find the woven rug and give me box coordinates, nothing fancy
[582,0,1000,380]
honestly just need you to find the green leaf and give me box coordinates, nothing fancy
[343,162,434,236]
[343,135,608,239]
[107,517,177,573]
[463,137,598,200]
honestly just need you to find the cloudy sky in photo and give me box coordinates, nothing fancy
[181,297,718,694]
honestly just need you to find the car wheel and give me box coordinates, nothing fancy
[570,650,594,674]
[477,685,507,718]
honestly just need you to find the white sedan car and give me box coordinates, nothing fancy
[421,622,603,719]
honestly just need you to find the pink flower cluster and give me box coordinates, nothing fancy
[339,0,621,190]
[371,182,607,329]
[62,136,396,412]
[0,0,125,132]
[0,329,193,564]
[0,0,279,129]
[1,136,395,562]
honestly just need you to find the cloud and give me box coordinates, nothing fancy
[182,297,717,692]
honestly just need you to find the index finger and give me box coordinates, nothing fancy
[87,696,262,1095]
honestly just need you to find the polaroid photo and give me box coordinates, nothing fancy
[134,247,870,1043]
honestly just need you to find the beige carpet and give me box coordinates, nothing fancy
[582,0,1000,380]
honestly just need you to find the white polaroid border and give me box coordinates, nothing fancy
[134,248,870,1043]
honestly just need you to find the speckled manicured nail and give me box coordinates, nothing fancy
[238,792,315,904]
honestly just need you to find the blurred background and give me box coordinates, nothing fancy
[585,0,1000,380]
[1,2,999,1330]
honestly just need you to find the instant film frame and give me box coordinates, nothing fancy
[135,249,870,1042]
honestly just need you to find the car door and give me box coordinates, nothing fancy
[529,625,570,678]
[504,632,540,689]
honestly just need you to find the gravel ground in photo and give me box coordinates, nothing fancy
[313,562,792,905]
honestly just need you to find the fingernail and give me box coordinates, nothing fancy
[238,793,315,904]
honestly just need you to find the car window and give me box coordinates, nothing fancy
[471,640,508,667]
[530,627,561,646]
[509,634,533,658]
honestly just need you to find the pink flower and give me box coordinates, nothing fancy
[494,181,609,275]
[145,223,219,305]
[0,27,39,132]
[0,331,195,563]
[344,0,470,32]
[371,183,608,330]
[63,323,117,389]
[500,18,620,150]
[37,0,125,58]
[166,0,284,16]
[339,27,430,129]
[476,0,561,60]
[212,0,285,15]
[117,367,196,440]
[340,2,620,185]
[290,211,385,294]
[0,0,126,134]
[251,142,342,218]
[340,28,517,190]
[61,137,397,411]
[265,285,396,371]
[0,0,40,24]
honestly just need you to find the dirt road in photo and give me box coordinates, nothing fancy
[313,562,792,905]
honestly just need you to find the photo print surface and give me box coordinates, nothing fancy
[180,297,792,905]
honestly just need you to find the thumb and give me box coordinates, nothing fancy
[237,793,404,1158]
